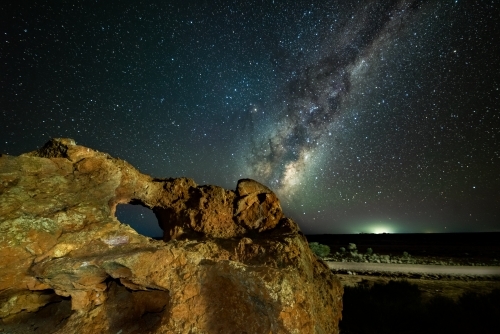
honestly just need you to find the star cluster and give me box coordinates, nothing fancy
[1,1,499,235]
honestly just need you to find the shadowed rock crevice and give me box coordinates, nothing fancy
[0,138,343,333]
[0,290,72,334]
[102,280,170,334]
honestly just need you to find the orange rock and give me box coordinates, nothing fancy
[234,178,284,232]
[0,138,342,333]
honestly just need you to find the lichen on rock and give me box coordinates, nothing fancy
[0,138,343,333]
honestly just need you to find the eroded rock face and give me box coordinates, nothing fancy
[0,138,343,333]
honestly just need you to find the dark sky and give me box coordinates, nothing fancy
[1,1,499,236]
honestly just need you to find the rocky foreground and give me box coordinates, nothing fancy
[0,138,342,333]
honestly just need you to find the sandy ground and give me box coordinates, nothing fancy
[334,272,500,302]
[327,261,500,276]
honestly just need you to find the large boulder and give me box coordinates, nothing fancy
[0,138,343,333]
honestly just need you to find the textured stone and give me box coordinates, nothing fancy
[235,178,284,232]
[0,138,343,333]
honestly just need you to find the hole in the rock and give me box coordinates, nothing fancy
[116,202,163,238]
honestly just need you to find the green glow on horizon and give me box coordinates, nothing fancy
[354,221,398,234]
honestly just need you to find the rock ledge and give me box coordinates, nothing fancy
[0,138,342,333]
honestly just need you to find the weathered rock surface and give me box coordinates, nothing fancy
[0,138,343,333]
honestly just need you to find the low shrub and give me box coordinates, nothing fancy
[308,242,330,258]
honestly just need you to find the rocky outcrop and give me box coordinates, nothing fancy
[0,138,343,333]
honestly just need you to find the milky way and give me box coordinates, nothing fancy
[244,1,425,200]
[1,1,499,235]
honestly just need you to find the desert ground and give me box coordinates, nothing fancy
[334,271,500,302]
[308,232,500,300]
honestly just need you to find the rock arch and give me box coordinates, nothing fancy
[115,201,162,238]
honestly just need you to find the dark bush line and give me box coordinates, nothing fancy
[340,280,500,334]
[309,242,330,258]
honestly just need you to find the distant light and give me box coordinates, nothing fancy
[371,226,393,234]
[355,221,397,234]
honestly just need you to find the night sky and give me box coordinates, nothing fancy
[1,1,499,236]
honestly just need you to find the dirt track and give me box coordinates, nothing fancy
[328,261,500,302]
[327,261,500,276]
